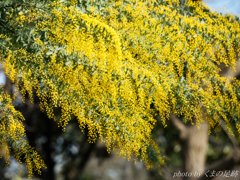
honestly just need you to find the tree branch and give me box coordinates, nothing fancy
[199,149,240,180]
[207,150,240,171]
[198,121,240,180]
[169,114,187,140]
[219,60,240,78]
[4,76,12,97]
[220,121,239,151]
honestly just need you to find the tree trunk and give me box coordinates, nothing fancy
[175,1,240,180]
[169,114,209,180]
[182,121,209,180]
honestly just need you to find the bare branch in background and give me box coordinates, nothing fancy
[219,60,240,79]
[169,114,187,140]
[4,76,12,98]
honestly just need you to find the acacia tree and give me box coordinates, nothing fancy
[0,0,240,178]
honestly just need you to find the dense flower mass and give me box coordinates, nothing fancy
[0,0,240,177]
[0,86,46,177]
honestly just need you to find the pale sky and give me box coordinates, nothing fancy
[203,0,240,16]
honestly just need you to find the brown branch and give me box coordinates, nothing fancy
[198,121,240,180]
[207,150,240,171]
[219,60,240,79]
[22,122,38,132]
[220,121,239,151]
[169,113,187,140]
[199,149,240,180]
[4,76,12,97]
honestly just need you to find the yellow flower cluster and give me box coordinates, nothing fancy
[0,0,240,174]
[0,90,46,178]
